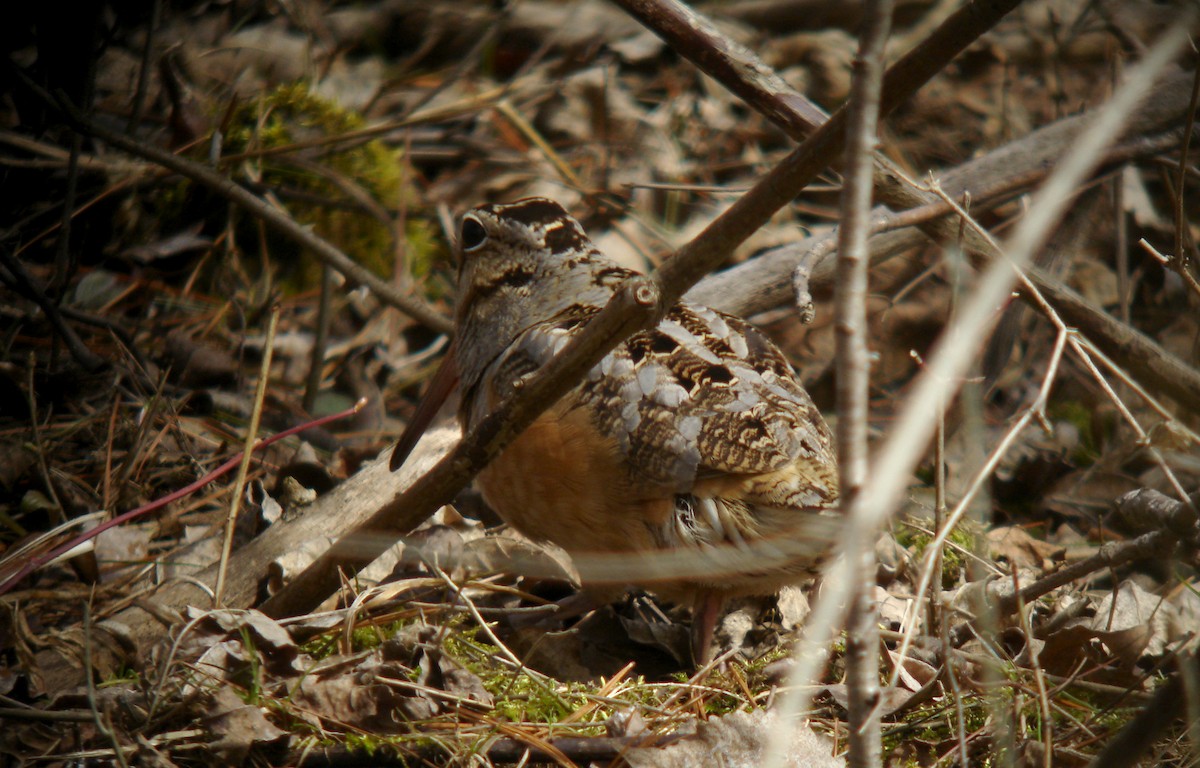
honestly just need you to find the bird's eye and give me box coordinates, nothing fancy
[460,216,487,251]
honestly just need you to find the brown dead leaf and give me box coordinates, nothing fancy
[766,29,856,107]
[1091,581,1174,665]
[1039,623,1120,683]
[1121,165,1169,231]
[177,609,306,687]
[776,585,811,631]
[1068,257,1119,309]
[1039,581,1173,686]
[509,626,596,682]
[292,652,437,732]
[620,609,691,668]
[877,586,915,633]
[290,622,493,732]
[121,226,212,271]
[987,526,1065,569]
[163,329,238,388]
[886,648,939,692]
[824,683,920,718]
[94,523,152,582]
[0,438,35,491]
[1043,470,1140,522]
[203,686,288,765]
[388,624,493,707]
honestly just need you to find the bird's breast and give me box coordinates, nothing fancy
[475,399,673,557]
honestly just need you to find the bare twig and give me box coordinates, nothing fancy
[0,244,106,371]
[1171,63,1200,295]
[495,99,584,190]
[259,276,659,618]
[921,181,1198,509]
[304,265,333,413]
[891,327,1067,682]
[1087,654,1200,768]
[429,564,524,670]
[284,735,672,767]
[83,602,131,768]
[946,489,1195,647]
[632,0,1024,308]
[837,0,893,764]
[1012,566,1053,768]
[126,0,161,135]
[24,356,67,527]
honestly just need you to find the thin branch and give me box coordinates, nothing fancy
[0,244,106,371]
[83,603,131,768]
[259,277,660,617]
[838,0,893,764]
[1087,653,1200,768]
[1172,63,1200,291]
[922,181,1197,509]
[890,327,1067,686]
[0,400,366,597]
[948,520,1185,649]
[1012,565,1053,768]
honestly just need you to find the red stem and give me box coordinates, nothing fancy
[0,399,366,597]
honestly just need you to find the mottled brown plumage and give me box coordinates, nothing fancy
[392,198,840,662]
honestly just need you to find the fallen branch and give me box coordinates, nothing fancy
[948,488,1199,648]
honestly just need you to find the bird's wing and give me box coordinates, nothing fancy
[580,303,837,499]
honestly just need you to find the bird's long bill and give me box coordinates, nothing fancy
[389,341,460,472]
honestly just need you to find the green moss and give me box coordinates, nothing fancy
[444,633,601,729]
[98,664,141,687]
[900,522,978,589]
[218,82,430,291]
[351,618,413,652]
[488,674,590,726]
[339,733,434,765]
[291,605,884,757]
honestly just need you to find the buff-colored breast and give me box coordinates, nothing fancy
[476,398,673,559]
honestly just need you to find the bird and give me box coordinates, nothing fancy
[391,197,840,663]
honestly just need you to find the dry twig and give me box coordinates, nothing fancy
[836,0,893,763]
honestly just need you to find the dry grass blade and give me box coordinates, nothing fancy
[214,305,279,607]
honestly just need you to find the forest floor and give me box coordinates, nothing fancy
[1,0,1199,765]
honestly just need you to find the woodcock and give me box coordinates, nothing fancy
[391,198,840,663]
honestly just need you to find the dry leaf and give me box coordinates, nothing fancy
[203,687,287,766]
[987,526,1065,569]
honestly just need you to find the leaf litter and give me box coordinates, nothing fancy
[1,0,1199,765]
